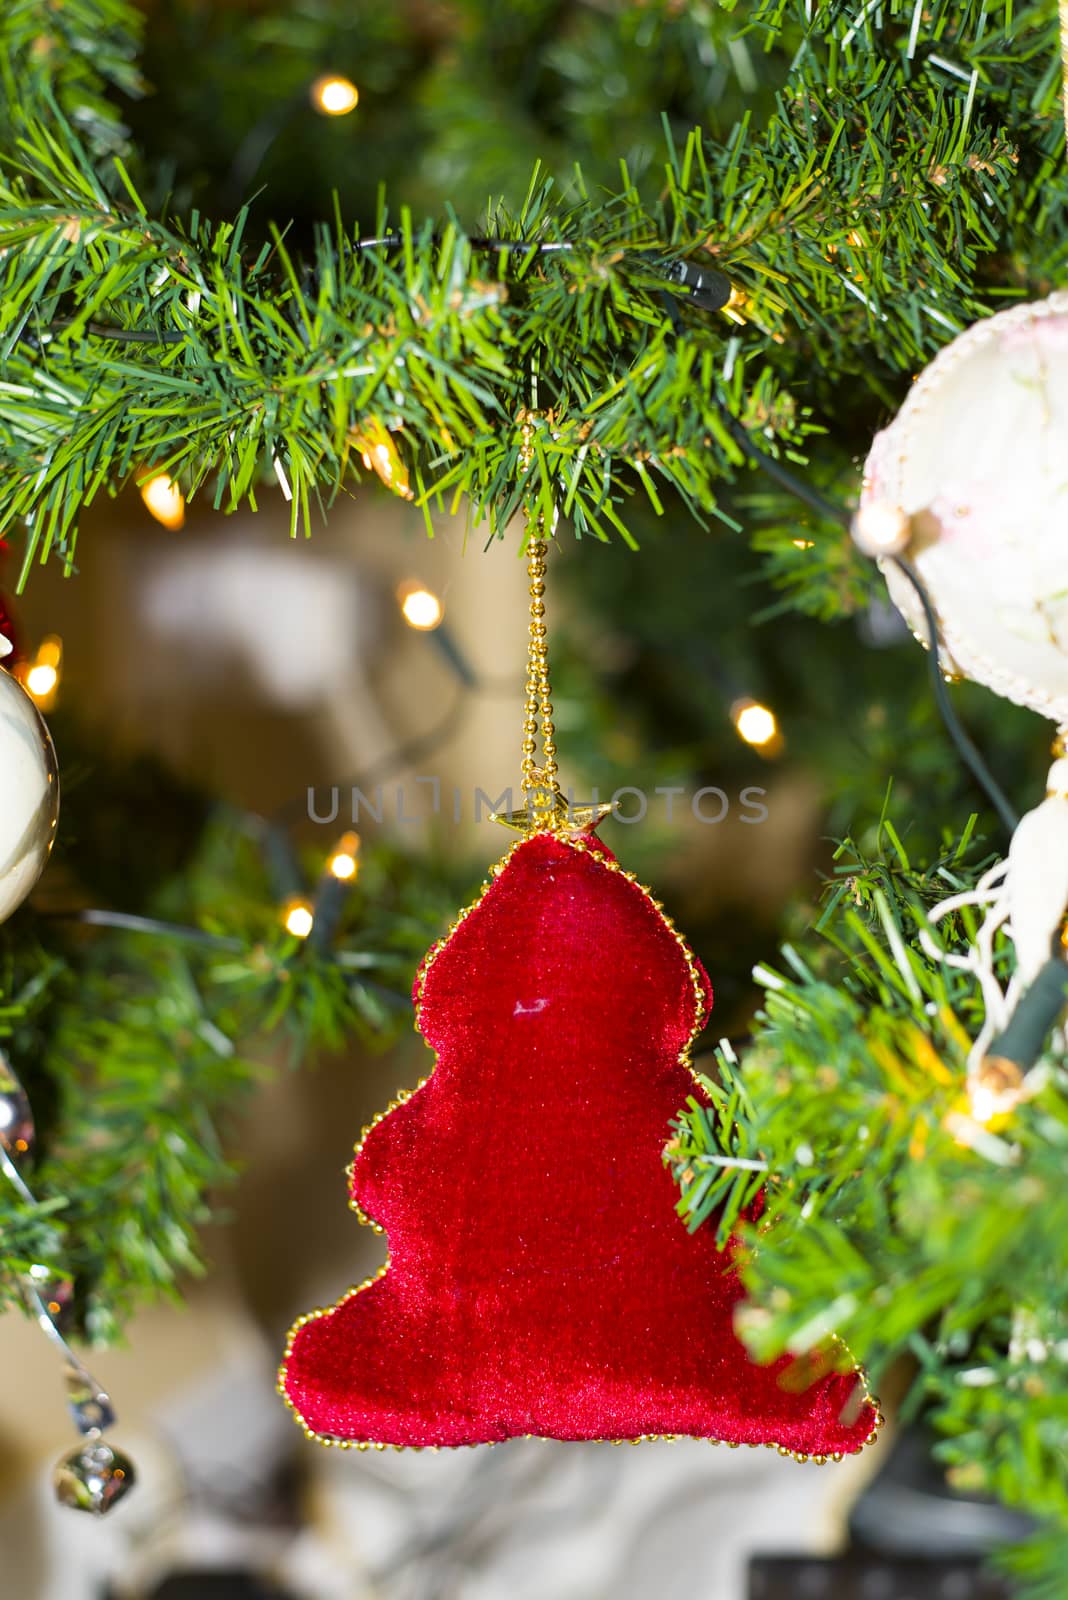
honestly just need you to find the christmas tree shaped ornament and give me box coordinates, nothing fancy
[0,647,60,924]
[280,415,879,1456]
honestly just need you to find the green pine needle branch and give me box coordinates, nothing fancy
[0,0,1061,590]
[669,824,1068,1595]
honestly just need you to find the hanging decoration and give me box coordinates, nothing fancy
[0,1046,136,1514]
[280,414,879,1457]
[856,292,1068,1107]
[858,291,1068,724]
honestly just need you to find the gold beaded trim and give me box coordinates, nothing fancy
[277,831,885,1461]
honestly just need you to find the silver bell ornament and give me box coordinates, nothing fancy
[53,1437,136,1516]
[0,654,60,924]
[0,1043,137,1513]
[0,1046,36,1162]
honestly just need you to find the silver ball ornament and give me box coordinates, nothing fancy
[53,1437,136,1516]
[0,665,59,924]
[0,1047,35,1162]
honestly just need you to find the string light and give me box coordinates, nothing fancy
[792,538,815,549]
[967,1057,1025,1126]
[140,473,186,530]
[966,1084,1000,1127]
[311,75,359,116]
[21,635,63,709]
[732,698,781,752]
[283,898,315,940]
[328,832,361,882]
[310,834,362,949]
[852,501,911,557]
[722,285,749,324]
[350,418,413,499]
[398,581,444,631]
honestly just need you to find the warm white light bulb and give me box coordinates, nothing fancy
[852,501,911,558]
[732,699,780,750]
[398,583,444,631]
[967,1083,999,1127]
[140,473,186,530]
[328,832,361,881]
[22,635,63,708]
[26,664,58,699]
[312,75,359,116]
[283,899,315,939]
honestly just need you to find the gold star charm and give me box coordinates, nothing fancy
[491,775,616,837]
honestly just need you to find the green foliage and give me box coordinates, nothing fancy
[0,0,1064,593]
[669,826,1068,1587]
[123,0,777,222]
[0,734,467,1343]
[0,0,143,159]
[2,2,1067,1578]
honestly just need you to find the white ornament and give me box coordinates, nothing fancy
[0,667,60,924]
[860,291,1068,725]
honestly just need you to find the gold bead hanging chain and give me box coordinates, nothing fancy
[518,411,558,809]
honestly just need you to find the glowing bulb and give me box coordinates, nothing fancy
[792,538,815,550]
[349,418,413,499]
[967,1084,999,1126]
[723,285,749,323]
[732,698,780,750]
[966,1057,1024,1125]
[140,473,186,530]
[26,664,57,698]
[312,75,359,116]
[21,635,62,708]
[283,899,315,940]
[328,832,361,881]
[852,501,910,558]
[398,582,444,632]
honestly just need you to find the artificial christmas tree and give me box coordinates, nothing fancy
[0,0,1067,1589]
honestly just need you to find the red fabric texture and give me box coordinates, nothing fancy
[0,541,19,662]
[283,832,875,1454]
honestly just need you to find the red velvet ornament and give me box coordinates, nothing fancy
[0,540,20,662]
[281,831,878,1457]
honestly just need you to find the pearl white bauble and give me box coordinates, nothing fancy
[860,291,1068,724]
[0,667,59,924]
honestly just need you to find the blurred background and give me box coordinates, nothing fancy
[0,1,1045,1596]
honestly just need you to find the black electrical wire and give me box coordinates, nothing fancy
[889,556,1018,835]
[41,243,728,347]
[658,290,1019,839]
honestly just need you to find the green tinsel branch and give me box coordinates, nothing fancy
[669,825,1068,1596]
[0,734,468,1343]
[0,0,1054,586]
